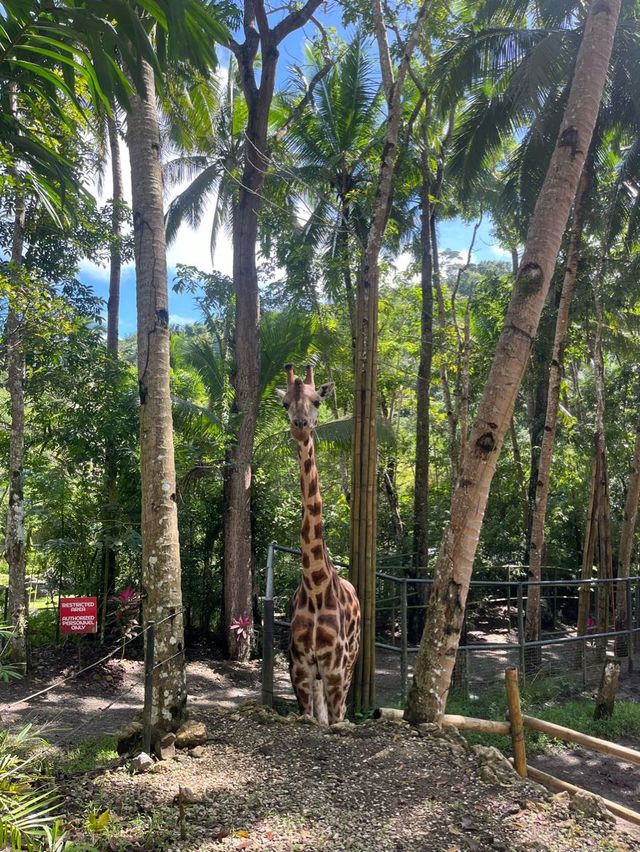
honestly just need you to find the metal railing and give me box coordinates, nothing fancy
[260,542,640,707]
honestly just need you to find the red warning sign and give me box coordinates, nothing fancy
[60,597,98,634]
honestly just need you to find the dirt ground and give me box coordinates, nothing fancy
[1,644,639,850]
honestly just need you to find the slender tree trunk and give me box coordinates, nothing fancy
[225,1,324,660]
[615,412,640,655]
[525,167,590,647]
[5,185,27,669]
[592,284,613,643]
[126,60,186,728]
[413,139,433,578]
[405,0,621,724]
[100,104,125,642]
[577,450,600,646]
[509,417,529,535]
[432,213,458,484]
[351,0,433,713]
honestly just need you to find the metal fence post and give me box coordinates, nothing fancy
[262,542,276,708]
[143,620,155,755]
[517,584,526,687]
[627,578,634,673]
[400,579,408,706]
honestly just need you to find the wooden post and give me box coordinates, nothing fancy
[505,666,527,778]
[143,620,155,754]
[594,657,621,720]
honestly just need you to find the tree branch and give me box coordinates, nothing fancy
[273,0,324,45]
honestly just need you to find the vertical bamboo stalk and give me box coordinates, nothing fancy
[505,666,527,778]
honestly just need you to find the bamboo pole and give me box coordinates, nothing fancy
[505,667,527,777]
[373,707,511,734]
[522,715,640,765]
[526,765,640,827]
[443,714,511,735]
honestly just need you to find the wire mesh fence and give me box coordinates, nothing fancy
[260,542,640,707]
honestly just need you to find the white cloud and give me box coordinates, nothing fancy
[171,314,198,326]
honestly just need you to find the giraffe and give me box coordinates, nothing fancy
[277,364,361,724]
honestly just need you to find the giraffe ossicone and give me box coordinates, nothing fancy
[277,364,361,724]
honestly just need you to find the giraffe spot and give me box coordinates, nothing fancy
[303,437,310,446]
[324,583,337,609]
[315,592,323,609]
[318,613,337,627]
[348,620,356,635]
[326,672,341,686]
[316,626,335,646]
[298,587,308,608]
[297,688,309,704]
[302,575,312,590]
[304,458,312,474]
[308,445,313,457]
[314,522,323,539]
[311,545,323,561]
[334,645,344,667]
[308,597,315,614]
[301,517,311,543]
[308,502,322,516]
[300,475,305,494]
[311,567,326,584]
[308,477,318,497]
[302,552,310,569]
[298,630,312,652]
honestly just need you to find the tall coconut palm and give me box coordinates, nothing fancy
[433,0,640,647]
[406,0,621,724]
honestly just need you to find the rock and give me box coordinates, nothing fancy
[416,723,440,737]
[116,721,144,756]
[175,721,207,749]
[297,714,318,725]
[189,746,205,758]
[552,791,571,806]
[130,752,154,774]
[329,720,355,735]
[153,731,177,761]
[570,790,615,823]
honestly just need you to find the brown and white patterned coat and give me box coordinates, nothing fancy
[277,365,360,724]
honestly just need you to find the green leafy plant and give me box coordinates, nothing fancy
[0,624,22,683]
[0,724,67,850]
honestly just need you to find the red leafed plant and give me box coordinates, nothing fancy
[229,615,252,656]
[110,586,141,649]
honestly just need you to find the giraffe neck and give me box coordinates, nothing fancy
[297,434,332,588]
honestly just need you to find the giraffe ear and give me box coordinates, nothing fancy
[275,388,287,402]
[318,381,335,400]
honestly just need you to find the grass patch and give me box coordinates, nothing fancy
[445,677,640,757]
[53,735,118,776]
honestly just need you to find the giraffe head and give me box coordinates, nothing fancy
[277,364,334,441]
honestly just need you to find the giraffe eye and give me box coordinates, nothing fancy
[283,402,290,410]
[313,399,321,408]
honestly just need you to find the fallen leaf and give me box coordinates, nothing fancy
[234,830,250,838]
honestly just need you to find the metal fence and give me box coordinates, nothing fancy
[260,542,640,707]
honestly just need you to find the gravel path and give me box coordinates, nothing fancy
[60,704,636,851]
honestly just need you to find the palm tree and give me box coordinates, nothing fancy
[405,0,621,724]
[432,0,640,647]
[278,35,383,338]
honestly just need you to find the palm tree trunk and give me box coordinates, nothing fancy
[5,185,27,669]
[100,104,124,642]
[405,0,621,724]
[615,412,640,655]
[126,60,186,728]
[525,167,590,648]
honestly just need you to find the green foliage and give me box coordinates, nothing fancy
[446,678,640,756]
[0,724,65,851]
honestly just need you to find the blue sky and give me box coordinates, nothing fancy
[80,17,513,337]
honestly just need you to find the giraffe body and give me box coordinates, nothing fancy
[278,366,360,724]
